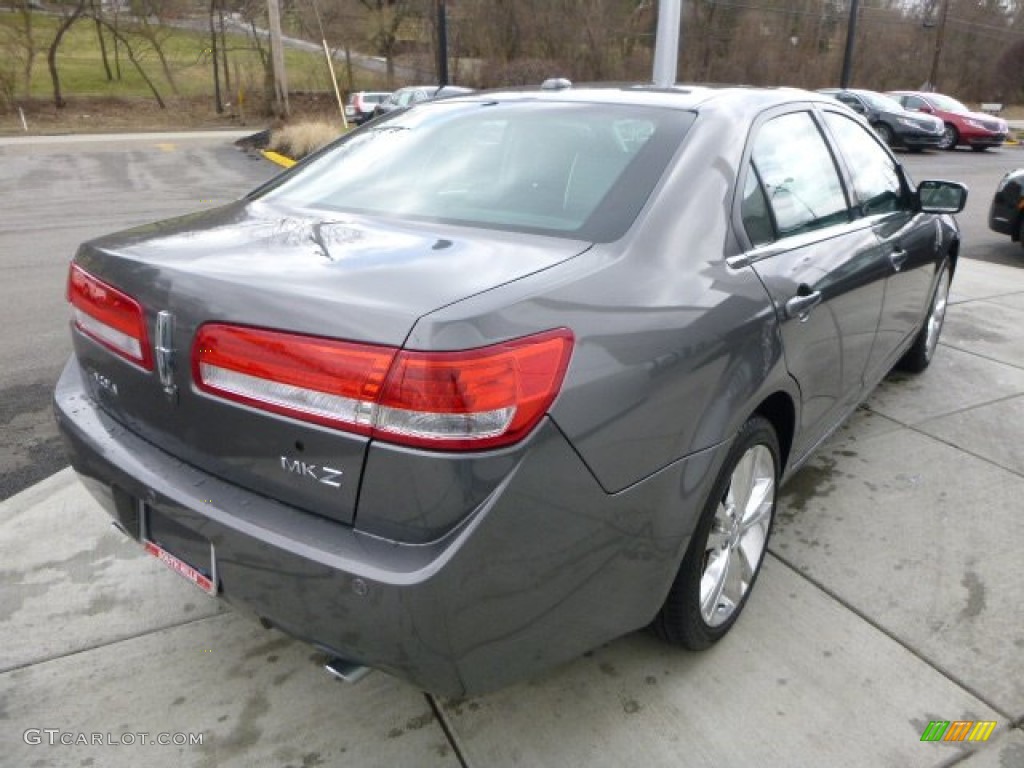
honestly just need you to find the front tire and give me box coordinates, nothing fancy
[938,123,959,151]
[652,416,780,650]
[874,122,895,146]
[897,263,952,373]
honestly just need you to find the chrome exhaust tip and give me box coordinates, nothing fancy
[324,657,372,684]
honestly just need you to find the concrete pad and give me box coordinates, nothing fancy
[774,428,1024,716]
[948,258,1024,304]
[439,559,998,768]
[986,291,1024,312]
[941,299,1024,369]
[0,612,458,768]
[917,394,1024,476]
[0,468,224,672]
[955,726,1024,767]
[868,346,1024,425]
[822,404,905,447]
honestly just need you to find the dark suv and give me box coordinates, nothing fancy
[887,91,1008,151]
[817,88,943,151]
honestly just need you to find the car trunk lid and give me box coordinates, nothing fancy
[70,201,588,526]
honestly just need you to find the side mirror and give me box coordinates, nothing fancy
[917,180,968,214]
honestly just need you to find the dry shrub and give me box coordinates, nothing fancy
[269,121,345,159]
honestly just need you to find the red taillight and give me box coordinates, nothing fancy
[193,325,573,451]
[193,325,396,435]
[67,264,152,370]
[376,331,573,449]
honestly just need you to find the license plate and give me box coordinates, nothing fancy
[143,539,218,596]
[140,501,218,596]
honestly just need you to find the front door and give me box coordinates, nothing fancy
[820,110,943,382]
[737,109,890,462]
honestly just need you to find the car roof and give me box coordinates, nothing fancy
[432,83,838,117]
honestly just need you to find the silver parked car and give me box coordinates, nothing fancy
[344,91,391,125]
[55,84,966,696]
[370,84,474,119]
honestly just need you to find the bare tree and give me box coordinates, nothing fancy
[1,0,41,97]
[130,0,182,95]
[90,0,114,82]
[91,13,167,107]
[358,0,423,86]
[47,0,87,108]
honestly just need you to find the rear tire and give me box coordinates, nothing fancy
[652,416,779,650]
[971,145,989,152]
[897,263,952,373]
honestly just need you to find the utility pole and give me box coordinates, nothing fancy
[266,0,289,117]
[926,0,950,91]
[839,0,860,88]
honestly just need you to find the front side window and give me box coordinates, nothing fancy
[824,112,904,216]
[750,112,849,238]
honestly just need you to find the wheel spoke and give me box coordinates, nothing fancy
[737,527,766,584]
[721,549,745,607]
[729,451,756,514]
[700,549,730,624]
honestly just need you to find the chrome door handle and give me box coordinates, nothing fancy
[785,289,822,321]
[889,247,908,271]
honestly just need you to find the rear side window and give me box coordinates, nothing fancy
[741,165,774,247]
[748,112,849,239]
[823,112,904,216]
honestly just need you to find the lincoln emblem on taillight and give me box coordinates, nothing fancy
[155,310,177,401]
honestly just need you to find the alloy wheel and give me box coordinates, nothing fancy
[924,269,951,362]
[939,125,957,150]
[699,444,776,627]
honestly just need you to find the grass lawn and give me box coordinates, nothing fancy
[1,12,334,104]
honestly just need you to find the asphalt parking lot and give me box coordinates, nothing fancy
[1,133,1023,768]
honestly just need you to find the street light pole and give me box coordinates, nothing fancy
[839,0,860,88]
[436,0,449,86]
[653,0,682,87]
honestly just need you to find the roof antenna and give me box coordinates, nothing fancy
[653,0,682,87]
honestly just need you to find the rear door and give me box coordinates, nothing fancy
[736,109,890,461]
[820,110,942,382]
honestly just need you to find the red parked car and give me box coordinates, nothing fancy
[887,91,1008,151]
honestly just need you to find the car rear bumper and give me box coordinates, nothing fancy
[989,201,1019,237]
[54,355,722,695]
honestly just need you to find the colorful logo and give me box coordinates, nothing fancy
[920,720,997,742]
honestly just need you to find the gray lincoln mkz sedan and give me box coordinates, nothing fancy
[55,83,967,696]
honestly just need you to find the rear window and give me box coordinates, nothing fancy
[257,101,694,242]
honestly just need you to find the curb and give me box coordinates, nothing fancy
[261,150,296,168]
[264,149,296,167]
